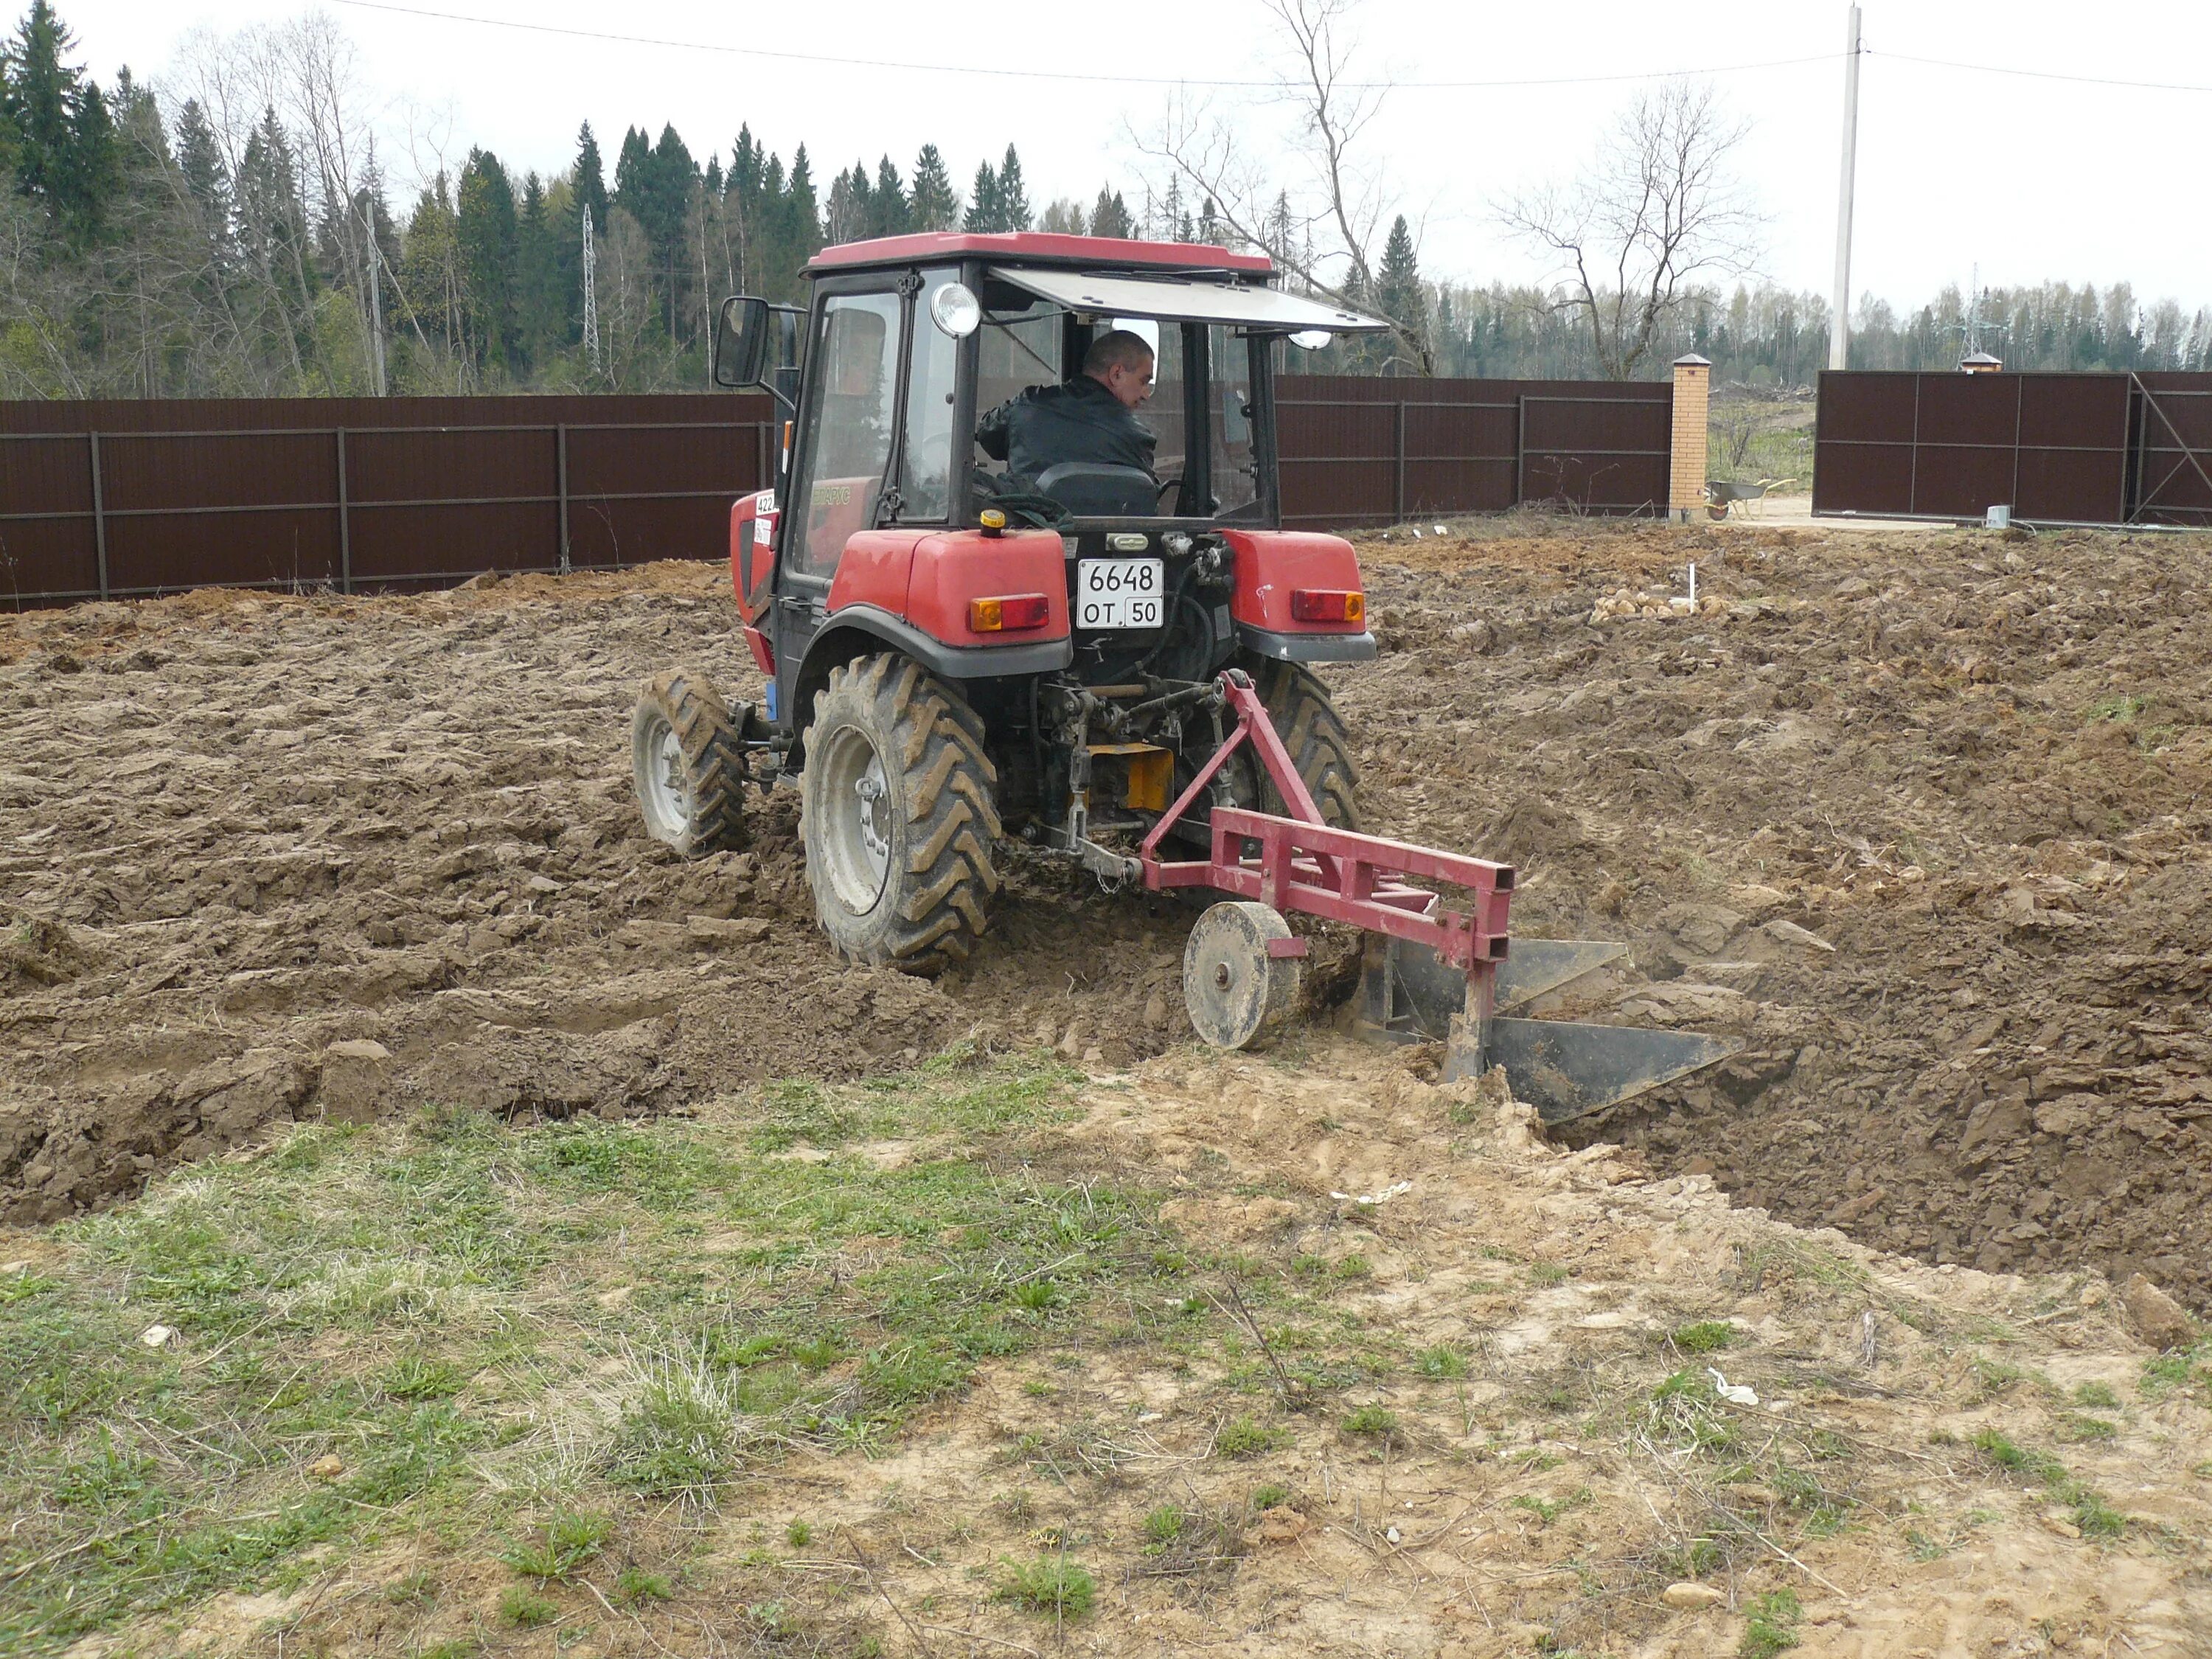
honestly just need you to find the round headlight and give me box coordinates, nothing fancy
[930,282,981,338]
[1290,329,1333,351]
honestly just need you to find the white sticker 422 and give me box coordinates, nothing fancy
[1076,558,1164,630]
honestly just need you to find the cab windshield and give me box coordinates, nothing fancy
[970,285,1263,522]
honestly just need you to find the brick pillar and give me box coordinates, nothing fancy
[1669,354,1711,524]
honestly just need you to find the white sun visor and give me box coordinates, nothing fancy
[987,266,1391,333]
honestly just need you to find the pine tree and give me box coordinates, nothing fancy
[825,161,873,245]
[572,122,607,232]
[963,158,999,232]
[870,155,911,237]
[4,0,116,238]
[234,106,314,380]
[456,147,518,372]
[1089,187,1132,240]
[173,96,228,242]
[785,143,821,269]
[1374,214,1430,376]
[908,143,956,230]
[996,144,1030,232]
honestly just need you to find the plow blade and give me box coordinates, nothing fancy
[1458,1017,1739,1124]
[1360,935,1626,1037]
[1360,935,1739,1124]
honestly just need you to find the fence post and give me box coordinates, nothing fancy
[556,423,571,574]
[335,428,352,594]
[87,431,108,600]
[1669,355,1711,524]
[1393,402,1407,524]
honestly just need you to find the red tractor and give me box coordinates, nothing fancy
[633,232,1730,1117]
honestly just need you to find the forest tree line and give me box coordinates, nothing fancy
[2,1,2208,400]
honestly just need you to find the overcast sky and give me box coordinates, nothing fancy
[54,0,2212,314]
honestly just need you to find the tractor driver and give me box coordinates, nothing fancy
[975,327,1158,492]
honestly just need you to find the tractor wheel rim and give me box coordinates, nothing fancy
[818,723,891,912]
[641,715,692,837]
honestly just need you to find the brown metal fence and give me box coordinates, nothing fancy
[1812,370,2212,526]
[1276,375,1674,528]
[0,394,779,606]
[0,379,1674,605]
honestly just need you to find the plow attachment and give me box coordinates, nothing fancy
[1142,672,1738,1121]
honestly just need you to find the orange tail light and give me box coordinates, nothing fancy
[969,594,1052,632]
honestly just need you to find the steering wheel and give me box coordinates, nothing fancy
[1156,474,1184,512]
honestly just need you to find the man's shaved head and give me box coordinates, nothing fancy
[1082,329,1155,377]
[1082,328,1156,410]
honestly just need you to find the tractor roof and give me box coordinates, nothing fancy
[807,231,1274,277]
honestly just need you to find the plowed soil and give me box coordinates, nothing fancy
[6,515,2212,1316]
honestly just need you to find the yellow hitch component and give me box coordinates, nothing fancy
[1088,742,1174,813]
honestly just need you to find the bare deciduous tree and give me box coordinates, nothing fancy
[1137,0,1433,374]
[1498,81,1761,380]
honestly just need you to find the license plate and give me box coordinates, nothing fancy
[1076,558,1164,630]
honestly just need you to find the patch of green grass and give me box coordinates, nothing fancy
[1217,1416,1285,1458]
[499,1511,612,1582]
[1510,1487,1592,1526]
[1527,1262,1571,1287]
[1141,1504,1186,1549]
[2056,1413,2118,1444]
[1251,1483,1290,1511]
[2138,1343,2212,1398]
[1342,1405,1399,1438]
[2072,1381,2122,1410]
[499,1584,558,1627]
[616,1566,673,1604]
[1334,1254,1372,1281]
[1670,1321,1738,1354]
[1973,1429,2127,1540]
[1739,1588,1801,1658]
[1416,1345,1467,1380]
[380,1356,467,1401]
[2087,692,2152,724]
[786,1518,812,1548]
[997,1556,1096,1618]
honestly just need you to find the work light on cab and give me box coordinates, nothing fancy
[1290,588,1365,624]
[969,594,1052,633]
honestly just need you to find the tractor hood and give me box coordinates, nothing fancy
[987,266,1392,333]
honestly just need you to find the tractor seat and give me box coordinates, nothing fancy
[1032,462,1158,518]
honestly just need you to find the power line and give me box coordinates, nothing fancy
[330,1,1836,91]
[1868,47,2212,97]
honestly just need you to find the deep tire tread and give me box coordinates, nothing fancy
[1248,658,1361,830]
[801,653,1000,975]
[636,669,748,855]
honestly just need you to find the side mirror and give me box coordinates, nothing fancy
[714,296,772,389]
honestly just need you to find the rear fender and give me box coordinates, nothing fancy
[1222,528,1377,663]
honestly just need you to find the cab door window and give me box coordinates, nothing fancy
[787,291,902,580]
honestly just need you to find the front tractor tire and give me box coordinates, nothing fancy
[801,653,1001,974]
[1245,657,1361,830]
[632,669,747,856]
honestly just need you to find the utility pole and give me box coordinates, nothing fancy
[582,206,601,372]
[1829,4,1863,372]
[363,206,388,397]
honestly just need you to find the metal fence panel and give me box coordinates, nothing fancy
[0,394,776,603]
[1276,375,1670,528]
[1814,369,2204,526]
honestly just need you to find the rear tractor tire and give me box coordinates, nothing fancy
[801,653,1001,974]
[632,668,747,856]
[1242,655,1361,830]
